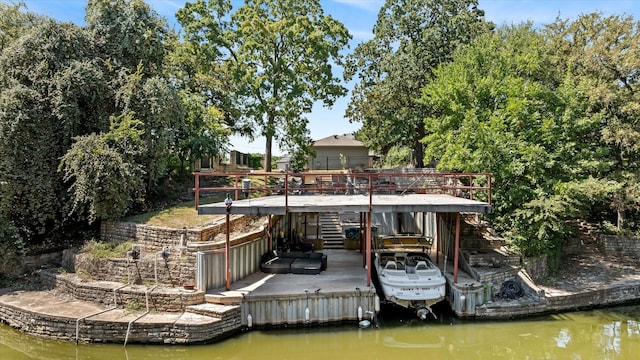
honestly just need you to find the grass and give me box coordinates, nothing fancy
[125,196,225,228]
[124,176,269,228]
[82,239,134,258]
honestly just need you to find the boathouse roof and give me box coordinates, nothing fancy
[198,193,491,215]
[195,171,492,215]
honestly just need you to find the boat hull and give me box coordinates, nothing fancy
[374,250,446,312]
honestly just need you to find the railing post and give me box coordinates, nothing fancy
[454,213,460,283]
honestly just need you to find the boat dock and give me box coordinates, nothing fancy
[195,171,494,323]
[206,249,378,327]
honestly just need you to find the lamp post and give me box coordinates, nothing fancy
[224,193,233,290]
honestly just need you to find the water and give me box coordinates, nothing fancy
[2,305,640,359]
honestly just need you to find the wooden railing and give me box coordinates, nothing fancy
[193,171,492,209]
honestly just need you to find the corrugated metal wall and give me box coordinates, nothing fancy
[195,236,268,291]
[372,211,436,237]
[240,290,378,326]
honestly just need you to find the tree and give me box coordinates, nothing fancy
[419,24,582,256]
[177,0,350,171]
[0,0,183,255]
[544,13,640,232]
[59,114,145,223]
[419,16,640,258]
[164,35,232,178]
[0,20,99,246]
[0,1,40,51]
[85,0,167,76]
[344,0,490,168]
[86,0,184,196]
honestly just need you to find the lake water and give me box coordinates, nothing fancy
[2,304,640,359]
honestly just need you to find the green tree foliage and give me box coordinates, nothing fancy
[345,0,490,168]
[545,13,640,232]
[59,114,145,223]
[0,1,40,51]
[86,0,167,75]
[164,36,231,177]
[382,145,411,168]
[86,0,184,195]
[247,153,263,169]
[0,20,97,245]
[0,1,183,256]
[420,16,640,257]
[177,0,350,171]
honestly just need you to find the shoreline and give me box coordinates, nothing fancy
[2,255,640,344]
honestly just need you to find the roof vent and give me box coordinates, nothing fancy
[334,135,338,139]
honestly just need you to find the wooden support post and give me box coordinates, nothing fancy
[436,213,440,265]
[454,212,460,283]
[366,212,372,287]
[225,212,230,291]
[267,215,272,251]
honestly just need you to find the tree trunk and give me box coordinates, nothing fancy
[264,135,272,172]
[264,109,275,172]
[413,123,426,168]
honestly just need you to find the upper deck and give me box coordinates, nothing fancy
[194,171,492,215]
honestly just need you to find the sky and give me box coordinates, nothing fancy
[16,0,640,155]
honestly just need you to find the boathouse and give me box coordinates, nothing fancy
[194,170,493,325]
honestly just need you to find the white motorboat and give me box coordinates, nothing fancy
[374,234,446,319]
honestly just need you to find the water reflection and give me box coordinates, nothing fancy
[2,305,640,359]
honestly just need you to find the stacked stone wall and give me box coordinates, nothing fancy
[40,271,204,312]
[475,282,640,319]
[74,254,195,286]
[79,222,266,286]
[100,215,260,251]
[21,251,63,272]
[100,222,137,243]
[0,302,240,344]
[524,255,549,280]
[598,235,640,257]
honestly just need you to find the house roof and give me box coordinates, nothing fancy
[313,134,366,148]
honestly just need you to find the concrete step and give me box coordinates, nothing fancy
[204,292,245,306]
[186,302,241,321]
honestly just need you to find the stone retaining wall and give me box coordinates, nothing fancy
[74,254,196,286]
[598,235,640,257]
[475,268,519,286]
[100,215,260,252]
[78,225,266,286]
[0,302,241,344]
[474,281,640,319]
[524,255,548,280]
[41,271,204,312]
